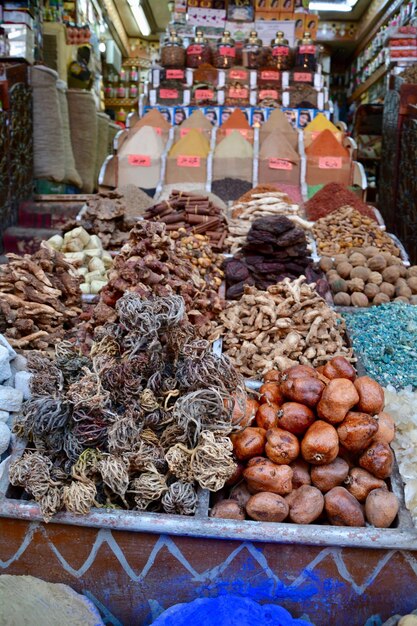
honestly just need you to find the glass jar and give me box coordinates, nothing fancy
[295,32,317,72]
[130,66,138,82]
[186,29,212,68]
[242,30,262,69]
[214,31,236,69]
[270,31,291,71]
[160,30,186,68]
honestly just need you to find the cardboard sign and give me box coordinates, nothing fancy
[229,87,248,98]
[294,72,312,82]
[259,89,279,99]
[318,157,342,169]
[128,155,151,167]
[229,69,248,80]
[219,46,236,57]
[177,155,201,167]
[269,158,293,170]
[225,128,249,138]
[166,69,184,79]
[260,70,280,81]
[195,89,215,100]
[159,89,179,99]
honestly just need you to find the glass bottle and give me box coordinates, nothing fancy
[295,31,317,72]
[186,29,212,68]
[242,30,262,70]
[270,31,291,71]
[215,31,236,69]
[160,30,186,68]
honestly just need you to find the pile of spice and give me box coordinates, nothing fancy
[303,114,341,146]
[204,276,353,377]
[258,130,300,186]
[343,303,417,388]
[226,190,308,253]
[135,109,172,141]
[320,247,417,307]
[169,128,211,158]
[237,184,290,203]
[225,215,318,299]
[260,109,298,148]
[288,83,319,108]
[313,206,401,257]
[304,182,377,221]
[175,109,213,141]
[211,179,253,204]
[166,129,211,185]
[305,129,349,159]
[0,243,81,350]
[91,220,223,332]
[9,293,243,521]
[217,109,253,143]
[117,126,165,191]
[212,131,255,203]
[144,190,228,251]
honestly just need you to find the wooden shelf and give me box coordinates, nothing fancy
[104,98,139,108]
[349,65,388,103]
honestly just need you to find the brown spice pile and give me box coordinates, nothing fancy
[305,183,376,221]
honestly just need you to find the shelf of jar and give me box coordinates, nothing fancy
[349,65,389,103]
[104,98,139,108]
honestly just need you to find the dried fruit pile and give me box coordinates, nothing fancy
[313,206,401,257]
[9,293,243,521]
[320,246,417,307]
[205,276,353,377]
[0,243,81,350]
[211,358,399,528]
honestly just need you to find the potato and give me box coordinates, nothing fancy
[244,458,293,495]
[310,457,349,493]
[246,492,289,522]
[359,442,394,479]
[373,412,395,444]
[317,379,360,424]
[276,402,315,436]
[230,482,252,509]
[346,468,387,502]
[265,427,300,465]
[286,485,324,524]
[354,376,385,415]
[365,488,399,528]
[279,377,325,408]
[231,427,266,461]
[301,421,339,466]
[337,411,379,453]
[210,500,245,520]
[324,486,365,527]
[290,459,311,489]
[323,356,356,382]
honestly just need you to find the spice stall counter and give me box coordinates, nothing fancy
[1,475,417,625]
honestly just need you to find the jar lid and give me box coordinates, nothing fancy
[167,29,182,44]
[272,31,289,45]
[220,30,234,44]
[301,31,314,44]
[247,30,262,45]
[194,29,207,44]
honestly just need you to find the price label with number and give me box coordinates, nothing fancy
[318,157,342,169]
[128,155,151,167]
[166,69,184,80]
[269,158,293,171]
[159,89,179,99]
[177,155,201,167]
[294,72,312,82]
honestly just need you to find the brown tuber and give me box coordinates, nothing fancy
[345,468,387,503]
[290,459,311,489]
[259,382,284,406]
[301,421,339,466]
[337,411,379,453]
[365,488,399,528]
[359,442,394,479]
[354,376,385,415]
[281,364,318,381]
[372,412,395,445]
[280,377,325,408]
[324,486,365,527]
[317,378,360,424]
[210,500,246,520]
[323,356,356,382]
[244,457,293,495]
[310,457,350,493]
[265,427,300,465]
[277,402,315,435]
[230,482,252,509]
[246,492,289,522]
[285,485,324,524]
[232,427,266,461]
[256,402,280,430]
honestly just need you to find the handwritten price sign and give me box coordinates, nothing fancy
[177,155,201,167]
[230,69,247,80]
[260,71,280,81]
[229,88,248,98]
[128,155,151,167]
[159,89,179,99]
[260,90,278,100]
[195,89,214,100]
[269,158,293,171]
[219,46,236,57]
[318,157,342,169]
[294,72,312,82]
[166,69,184,80]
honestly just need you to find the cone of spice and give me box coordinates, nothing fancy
[303,113,343,148]
[174,109,213,143]
[304,182,377,221]
[166,129,211,184]
[212,130,253,184]
[258,130,300,185]
[132,109,172,144]
[217,108,253,143]
[117,126,165,190]
[305,129,351,186]
[260,108,298,148]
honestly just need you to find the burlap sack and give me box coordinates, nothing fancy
[67,89,98,193]
[56,80,82,188]
[32,65,65,182]
[212,156,252,183]
[95,112,110,189]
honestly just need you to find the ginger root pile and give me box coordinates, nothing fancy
[0,243,81,350]
[205,276,353,377]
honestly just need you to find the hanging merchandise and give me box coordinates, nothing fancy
[67,89,98,193]
[186,29,212,68]
[214,31,237,70]
[68,45,94,90]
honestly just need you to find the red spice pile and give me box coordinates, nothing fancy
[304,182,377,221]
